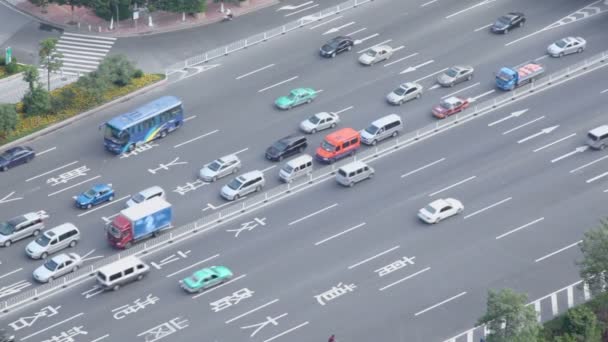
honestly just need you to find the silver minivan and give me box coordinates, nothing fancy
[96,256,150,291]
[279,154,313,183]
[126,185,166,207]
[336,161,375,187]
[586,125,608,150]
[360,114,404,145]
[221,170,265,201]
[25,223,80,259]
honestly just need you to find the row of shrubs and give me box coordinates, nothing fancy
[541,292,608,342]
[0,56,24,79]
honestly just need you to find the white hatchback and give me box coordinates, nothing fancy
[418,198,463,224]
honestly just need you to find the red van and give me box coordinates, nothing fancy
[315,128,361,164]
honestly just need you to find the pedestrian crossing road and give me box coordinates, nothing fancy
[55,32,116,75]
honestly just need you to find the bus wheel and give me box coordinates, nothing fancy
[159,130,168,139]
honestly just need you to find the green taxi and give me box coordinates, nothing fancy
[180,266,233,293]
[275,88,318,110]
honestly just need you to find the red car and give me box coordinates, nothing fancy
[432,96,470,119]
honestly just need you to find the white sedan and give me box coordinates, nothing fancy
[358,45,393,65]
[418,198,463,224]
[300,112,340,134]
[33,252,82,283]
[547,37,586,57]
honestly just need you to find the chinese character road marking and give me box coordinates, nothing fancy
[120,143,159,159]
[374,256,416,277]
[173,180,208,196]
[137,317,189,342]
[210,288,255,313]
[41,326,87,342]
[240,313,288,338]
[314,282,357,306]
[112,294,160,320]
[148,157,188,175]
[46,165,90,187]
[0,280,31,299]
[226,217,267,237]
[151,250,191,270]
[9,305,61,331]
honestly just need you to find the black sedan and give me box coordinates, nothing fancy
[491,12,525,34]
[0,146,35,171]
[320,36,354,58]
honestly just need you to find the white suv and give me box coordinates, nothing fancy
[0,211,48,247]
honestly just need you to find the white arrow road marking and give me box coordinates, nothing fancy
[82,286,104,299]
[345,27,367,36]
[400,60,434,74]
[428,84,441,90]
[353,33,380,45]
[323,22,355,35]
[445,0,495,19]
[0,191,23,204]
[384,52,418,67]
[284,4,319,17]
[503,116,545,135]
[331,106,354,115]
[441,82,480,99]
[488,109,529,127]
[309,16,342,29]
[551,146,589,163]
[518,125,559,143]
[357,39,392,53]
[277,1,313,11]
[533,133,576,152]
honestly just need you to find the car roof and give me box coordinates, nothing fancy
[237,170,264,181]
[400,82,420,89]
[279,135,306,144]
[561,36,582,44]
[217,154,239,164]
[98,256,145,274]
[314,112,333,119]
[450,65,471,72]
[371,45,391,51]
[46,222,78,236]
[330,36,351,43]
[429,198,450,210]
[23,212,43,222]
[589,125,608,136]
[193,267,216,278]
[339,160,370,173]
[50,253,75,264]
[4,146,26,154]
[444,96,463,105]
[91,184,111,192]
[291,88,312,95]
[506,12,523,17]
[137,185,164,197]
[371,114,402,127]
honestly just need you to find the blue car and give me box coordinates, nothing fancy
[74,184,115,209]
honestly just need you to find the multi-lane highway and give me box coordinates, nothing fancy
[1,0,607,341]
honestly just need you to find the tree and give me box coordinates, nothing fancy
[558,305,603,342]
[0,104,18,137]
[22,66,40,93]
[22,86,52,117]
[477,288,541,342]
[578,220,608,294]
[39,38,63,92]
[96,54,135,86]
[75,71,108,105]
[50,0,86,23]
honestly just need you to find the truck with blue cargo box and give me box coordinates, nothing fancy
[495,62,545,91]
[107,197,172,249]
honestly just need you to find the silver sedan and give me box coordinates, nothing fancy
[33,252,82,283]
[300,112,340,134]
[547,37,586,57]
[199,155,241,182]
[436,65,474,87]
[386,82,423,105]
[358,45,393,65]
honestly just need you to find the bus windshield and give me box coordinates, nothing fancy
[104,125,129,145]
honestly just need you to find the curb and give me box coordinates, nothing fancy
[0,0,69,31]
[0,71,25,83]
[0,77,167,150]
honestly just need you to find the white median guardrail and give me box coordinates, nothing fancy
[1,49,607,316]
[165,0,375,76]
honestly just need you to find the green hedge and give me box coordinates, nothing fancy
[541,292,608,341]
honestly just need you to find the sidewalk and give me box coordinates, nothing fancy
[4,0,278,38]
[0,70,78,104]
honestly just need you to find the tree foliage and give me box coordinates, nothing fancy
[578,220,608,294]
[0,104,18,136]
[478,288,541,342]
[22,66,40,93]
[560,305,603,342]
[22,86,52,117]
[75,71,108,104]
[97,54,135,86]
[39,38,63,91]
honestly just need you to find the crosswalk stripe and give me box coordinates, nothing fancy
[57,48,106,57]
[57,40,113,49]
[61,66,95,73]
[63,32,116,41]
[62,62,97,68]
[60,36,114,46]
[56,44,109,53]
[60,58,100,65]
[60,53,103,60]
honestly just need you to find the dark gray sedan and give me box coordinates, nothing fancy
[436,65,474,87]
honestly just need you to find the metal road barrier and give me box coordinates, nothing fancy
[1,49,607,316]
[164,0,375,76]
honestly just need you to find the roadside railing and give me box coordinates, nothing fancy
[165,0,374,76]
[2,49,607,316]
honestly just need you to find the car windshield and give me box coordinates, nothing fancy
[440,100,453,109]
[555,40,567,48]
[498,16,510,24]
[588,133,600,141]
[0,152,11,160]
[394,87,406,96]
[104,124,129,144]
[83,189,97,199]
[191,274,202,283]
[44,259,59,271]
[227,178,243,190]
[0,221,15,235]
[365,50,377,57]
[309,115,321,124]
[497,71,511,82]
[282,165,294,173]
[35,234,51,247]
[287,93,297,101]
[327,40,339,48]
[446,68,458,77]
[131,193,145,203]
[321,140,337,152]
[272,141,288,151]
[424,205,436,214]
[365,124,380,135]
[208,161,222,172]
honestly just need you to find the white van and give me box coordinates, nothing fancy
[25,223,80,259]
[586,125,608,150]
[336,161,375,187]
[126,186,166,207]
[96,256,150,291]
[360,114,404,145]
[221,170,265,201]
[279,154,313,183]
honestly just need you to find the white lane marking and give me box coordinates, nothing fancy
[392,45,405,53]
[384,53,419,67]
[400,60,434,74]
[502,116,545,135]
[309,16,342,29]
[258,76,299,93]
[174,129,219,148]
[166,254,220,278]
[471,89,495,101]
[415,291,467,316]
[429,84,441,90]
[518,125,560,143]
[535,55,549,61]
[496,217,544,239]
[421,0,438,7]
[323,22,355,35]
[236,64,275,80]
[101,213,120,224]
[37,147,56,156]
[464,197,512,219]
[348,245,400,269]
[345,27,367,36]
[203,197,247,212]
[533,133,576,152]
[505,30,543,47]
[233,147,249,155]
[90,335,110,342]
[48,175,100,197]
[379,267,431,291]
[26,160,79,182]
[401,158,445,178]
[354,33,380,45]
[76,195,129,217]
[225,299,279,324]
[331,106,354,115]
[263,321,310,342]
[0,191,22,204]
[535,240,582,262]
[570,155,608,173]
[315,222,366,246]
[261,165,277,173]
[0,268,22,280]
[284,4,319,17]
[601,88,608,94]
[289,203,338,226]
[21,312,84,340]
[473,23,492,32]
[428,176,476,197]
[445,0,495,19]
[488,109,529,127]
[277,1,314,11]
[414,68,448,83]
[586,170,608,183]
[184,115,197,122]
[441,82,480,99]
[357,39,392,53]
[551,146,589,163]
[192,274,247,298]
